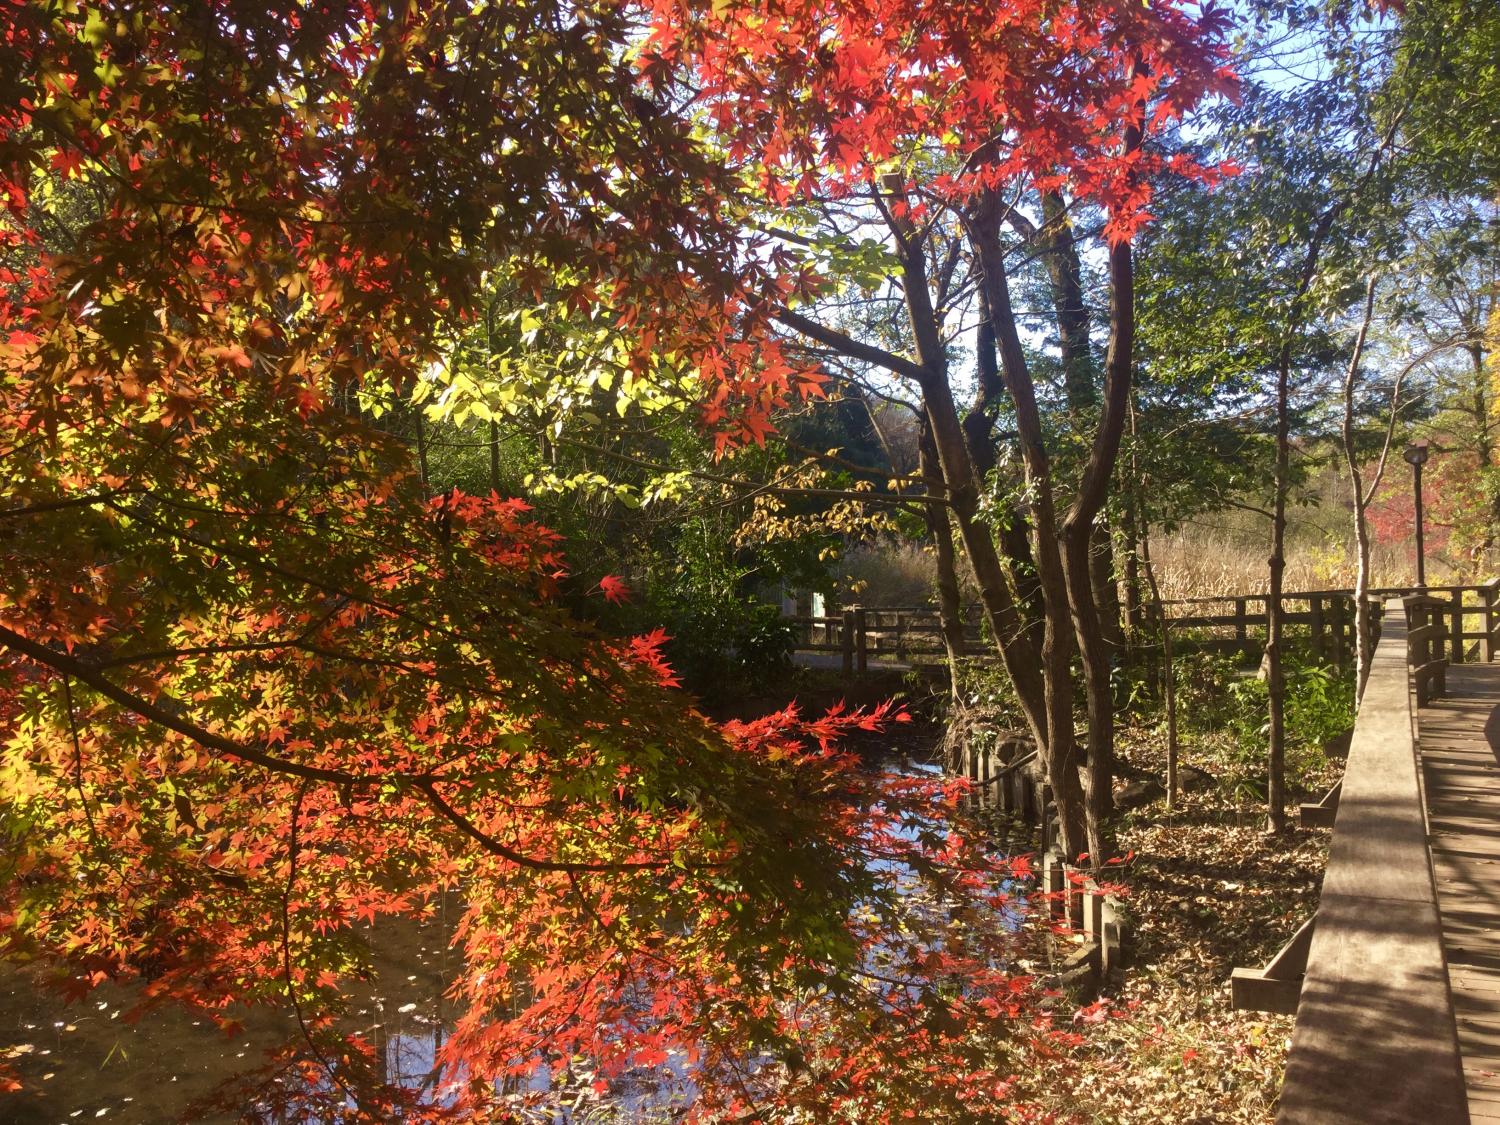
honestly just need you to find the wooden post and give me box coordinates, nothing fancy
[841,608,856,677]
[1450,595,1464,665]
[854,605,868,674]
[1486,581,1498,662]
[1311,595,1325,660]
[1235,598,1248,658]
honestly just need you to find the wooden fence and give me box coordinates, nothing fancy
[786,580,1500,673]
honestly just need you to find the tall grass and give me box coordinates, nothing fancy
[1148,524,1418,600]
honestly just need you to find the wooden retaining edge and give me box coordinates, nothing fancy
[1042,851,1126,998]
[1273,600,1468,1125]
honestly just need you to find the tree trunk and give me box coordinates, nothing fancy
[1092,518,1125,655]
[972,314,1046,652]
[920,422,967,701]
[1265,204,1343,833]
[1120,485,1145,638]
[884,211,1060,827]
[1266,342,1291,834]
[1038,190,1098,416]
[969,197,1089,861]
[1341,279,1379,697]
[1059,226,1139,860]
[1141,523,1177,810]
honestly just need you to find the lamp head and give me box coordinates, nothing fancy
[1403,439,1431,467]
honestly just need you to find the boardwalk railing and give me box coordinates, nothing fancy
[1163,581,1500,666]
[785,604,986,673]
[1251,599,1468,1124]
[787,580,1500,673]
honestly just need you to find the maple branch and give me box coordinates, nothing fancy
[772,309,927,381]
[279,777,359,1109]
[0,491,129,519]
[414,780,713,874]
[61,677,101,846]
[1,626,693,877]
[0,623,364,786]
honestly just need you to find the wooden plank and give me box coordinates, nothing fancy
[1420,651,1500,1121]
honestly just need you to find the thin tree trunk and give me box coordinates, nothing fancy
[1141,523,1177,810]
[489,419,501,494]
[1341,278,1379,696]
[1131,393,1176,806]
[1267,344,1290,834]
[1120,484,1145,638]
[1263,125,1396,828]
[972,314,1046,651]
[1092,519,1125,655]
[920,422,967,701]
[1033,191,1126,659]
[1342,279,1424,697]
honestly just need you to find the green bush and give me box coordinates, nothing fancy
[1222,653,1352,785]
[658,596,794,702]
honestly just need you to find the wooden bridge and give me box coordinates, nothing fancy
[1230,586,1500,1124]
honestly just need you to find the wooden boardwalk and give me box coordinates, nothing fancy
[1422,660,1500,1123]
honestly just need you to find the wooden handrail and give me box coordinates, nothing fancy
[786,581,1498,674]
[1275,600,1467,1124]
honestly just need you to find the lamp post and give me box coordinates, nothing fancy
[1404,440,1431,589]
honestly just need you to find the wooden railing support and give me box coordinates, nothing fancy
[1298,780,1341,829]
[1232,914,1316,1016]
[1407,596,1450,706]
[1486,579,1500,662]
[1451,593,1465,665]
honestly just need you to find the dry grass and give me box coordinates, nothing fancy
[1147,523,1416,600]
[835,540,965,605]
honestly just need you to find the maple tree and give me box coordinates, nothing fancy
[643,0,1237,858]
[0,1,1124,1119]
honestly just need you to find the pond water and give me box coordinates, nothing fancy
[0,737,951,1124]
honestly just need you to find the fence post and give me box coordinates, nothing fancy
[854,605,868,674]
[1487,581,1498,662]
[1235,598,1248,659]
[841,608,856,677]
[1310,595,1325,660]
[1450,595,1464,665]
